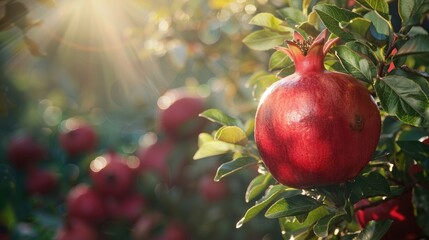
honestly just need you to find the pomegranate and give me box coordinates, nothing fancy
[158,89,207,140]
[153,222,188,240]
[89,151,135,197]
[419,136,429,145]
[254,29,381,188]
[67,184,107,224]
[59,118,98,157]
[136,139,174,182]
[355,191,422,240]
[6,135,46,170]
[55,219,99,240]
[25,168,57,195]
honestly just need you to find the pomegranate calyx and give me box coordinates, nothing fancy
[275,29,339,73]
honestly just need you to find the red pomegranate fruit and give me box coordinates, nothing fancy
[158,89,206,140]
[153,222,188,240]
[6,135,46,170]
[419,136,429,145]
[89,151,135,197]
[55,219,99,240]
[59,118,98,157]
[198,175,228,202]
[254,29,381,188]
[25,168,57,195]
[355,191,422,240]
[67,184,107,224]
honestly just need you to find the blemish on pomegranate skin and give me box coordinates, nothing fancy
[350,114,364,132]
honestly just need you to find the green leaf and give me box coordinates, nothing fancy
[243,29,290,51]
[399,0,429,26]
[313,211,347,238]
[356,220,393,240]
[247,74,279,100]
[215,126,248,146]
[348,172,391,203]
[339,17,372,41]
[236,185,294,228]
[249,13,293,32]
[246,174,273,203]
[356,0,389,16]
[198,133,214,147]
[397,141,429,167]
[345,41,378,64]
[314,4,361,41]
[265,195,323,219]
[334,45,376,83]
[364,11,392,46]
[375,75,429,127]
[269,50,294,71]
[396,35,429,57]
[214,156,258,181]
[277,7,306,23]
[193,141,237,160]
[199,108,243,127]
[414,186,429,236]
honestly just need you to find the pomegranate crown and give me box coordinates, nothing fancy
[275,29,339,72]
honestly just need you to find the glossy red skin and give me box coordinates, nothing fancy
[90,152,135,197]
[106,193,146,222]
[255,71,381,188]
[7,135,46,170]
[67,184,107,224]
[25,168,57,195]
[59,123,98,156]
[356,192,422,240]
[136,140,174,182]
[159,96,206,140]
[55,219,99,240]
[198,175,228,202]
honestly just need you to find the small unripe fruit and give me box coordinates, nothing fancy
[6,135,46,170]
[25,168,57,195]
[89,151,135,197]
[67,184,107,224]
[59,119,98,157]
[158,89,206,140]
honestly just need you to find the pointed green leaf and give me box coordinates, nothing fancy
[313,211,347,238]
[375,75,429,127]
[348,172,391,203]
[356,220,393,240]
[277,7,306,23]
[314,4,361,41]
[269,50,294,71]
[198,133,214,147]
[399,0,429,26]
[265,195,322,219]
[356,0,389,16]
[364,11,392,46]
[193,141,237,160]
[243,29,290,51]
[237,185,296,228]
[214,157,258,181]
[199,108,243,127]
[249,13,293,32]
[397,141,429,166]
[340,18,372,40]
[334,45,376,83]
[252,75,279,100]
[396,35,429,57]
[246,174,273,203]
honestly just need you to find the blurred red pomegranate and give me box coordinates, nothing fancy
[59,118,98,156]
[7,135,46,170]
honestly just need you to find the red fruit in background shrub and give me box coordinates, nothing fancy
[25,168,57,195]
[198,175,228,202]
[89,152,135,197]
[67,184,107,224]
[355,191,422,240]
[132,212,163,239]
[106,193,146,222]
[254,29,381,188]
[136,139,174,182]
[419,136,429,145]
[59,118,98,156]
[154,222,188,240]
[6,135,46,170]
[158,89,206,140]
[55,219,99,240]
